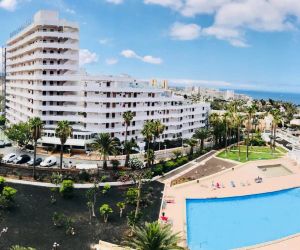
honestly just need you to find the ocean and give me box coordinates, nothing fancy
[234,90,300,105]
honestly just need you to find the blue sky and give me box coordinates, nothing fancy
[1,0,300,93]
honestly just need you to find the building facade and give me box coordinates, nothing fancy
[5,10,210,149]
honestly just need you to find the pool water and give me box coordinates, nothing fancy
[186,188,300,250]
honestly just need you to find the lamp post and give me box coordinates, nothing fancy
[53,242,60,250]
[164,144,167,160]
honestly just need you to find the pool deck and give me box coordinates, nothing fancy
[159,153,300,249]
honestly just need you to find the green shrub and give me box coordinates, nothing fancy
[2,186,17,201]
[59,180,74,198]
[153,164,164,176]
[10,245,36,250]
[78,170,90,182]
[164,160,176,171]
[0,176,5,192]
[102,184,111,194]
[52,212,67,227]
[125,187,138,205]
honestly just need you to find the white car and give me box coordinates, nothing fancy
[2,153,17,163]
[40,156,57,167]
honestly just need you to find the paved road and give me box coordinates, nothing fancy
[275,138,293,151]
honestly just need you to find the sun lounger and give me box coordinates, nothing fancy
[231,181,236,187]
[255,177,263,183]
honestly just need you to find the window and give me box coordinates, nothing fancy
[106,123,109,128]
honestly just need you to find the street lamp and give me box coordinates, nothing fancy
[164,144,167,159]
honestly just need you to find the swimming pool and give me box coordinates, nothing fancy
[186,188,300,250]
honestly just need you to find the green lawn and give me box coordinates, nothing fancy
[217,145,287,163]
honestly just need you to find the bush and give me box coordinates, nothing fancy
[102,184,111,194]
[59,180,74,198]
[176,156,188,166]
[164,160,176,172]
[111,159,120,170]
[2,186,17,201]
[0,176,5,192]
[153,164,164,176]
[78,170,90,182]
[10,246,36,250]
[52,212,67,227]
[125,187,138,205]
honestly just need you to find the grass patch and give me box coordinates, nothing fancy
[217,145,286,163]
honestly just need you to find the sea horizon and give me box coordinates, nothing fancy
[232,89,300,105]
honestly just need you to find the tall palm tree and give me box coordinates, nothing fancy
[270,109,281,153]
[222,112,231,155]
[209,113,221,147]
[141,120,154,152]
[193,127,210,152]
[125,221,183,250]
[234,114,244,161]
[29,117,43,179]
[123,111,134,143]
[92,133,118,169]
[124,138,139,167]
[152,120,165,150]
[245,105,257,161]
[55,120,72,170]
[186,138,197,156]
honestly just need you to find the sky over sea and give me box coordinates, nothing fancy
[1,0,300,93]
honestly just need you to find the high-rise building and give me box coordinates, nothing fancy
[5,10,210,150]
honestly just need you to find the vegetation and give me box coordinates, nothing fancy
[55,120,73,170]
[28,117,43,179]
[59,180,74,198]
[117,202,126,218]
[10,246,36,250]
[99,204,113,223]
[92,133,119,169]
[124,221,183,250]
[4,122,31,147]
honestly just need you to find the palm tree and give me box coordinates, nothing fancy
[234,114,244,161]
[123,111,134,143]
[92,133,118,169]
[270,109,281,153]
[209,113,221,147]
[222,112,230,155]
[124,138,139,167]
[28,117,43,179]
[152,120,165,150]
[186,138,197,156]
[245,105,257,161]
[125,221,183,250]
[55,120,72,170]
[193,128,210,152]
[141,121,154,152]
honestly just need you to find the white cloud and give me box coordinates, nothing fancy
[65,8,76,14]
[98,38,113,45]
[0,0,17,11]
[148,0,300,47]
[106,58,118,65]
[79,49,98,66]
[121,49,162,64]
[144,0,182,10]
[170,22,201,40]
[106,0,123,4]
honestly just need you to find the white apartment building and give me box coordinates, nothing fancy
[5,10,210,150]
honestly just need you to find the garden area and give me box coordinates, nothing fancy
[217,145,287,162]
[0,179,164,250]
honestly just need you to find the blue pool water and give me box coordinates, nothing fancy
[186,188,300,250]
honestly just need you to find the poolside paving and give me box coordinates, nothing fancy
[160,155,300,249]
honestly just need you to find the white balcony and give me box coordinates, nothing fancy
[7,63,78,73]
[6,74,78,81]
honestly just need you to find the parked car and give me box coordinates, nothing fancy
[13,154,31,164]
[40,156,57,167]
[2,153,17,163]
[4,142,12,147]
[0,140,5,148]
[27,158,43,166]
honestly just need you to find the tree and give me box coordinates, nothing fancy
[85,184,98,219]
[124,138,139,168]
[152,120,165,150]
[125,221,183,250]
[99,204,113,223]
[270,109,282,153]
[234,114,244,161]
[193,128,210,152]
[55,120,72,170]
[186,138,197,156]
[245,105,257,161]
[123,111,135,143]
[144,149,155,167]
[172,149,182,159]
[29,117,43,179]
[92,133,118,169]
[117,202,126,218]
[222,112,231,154]
[141,120,154,153]
[5,122,31,147]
